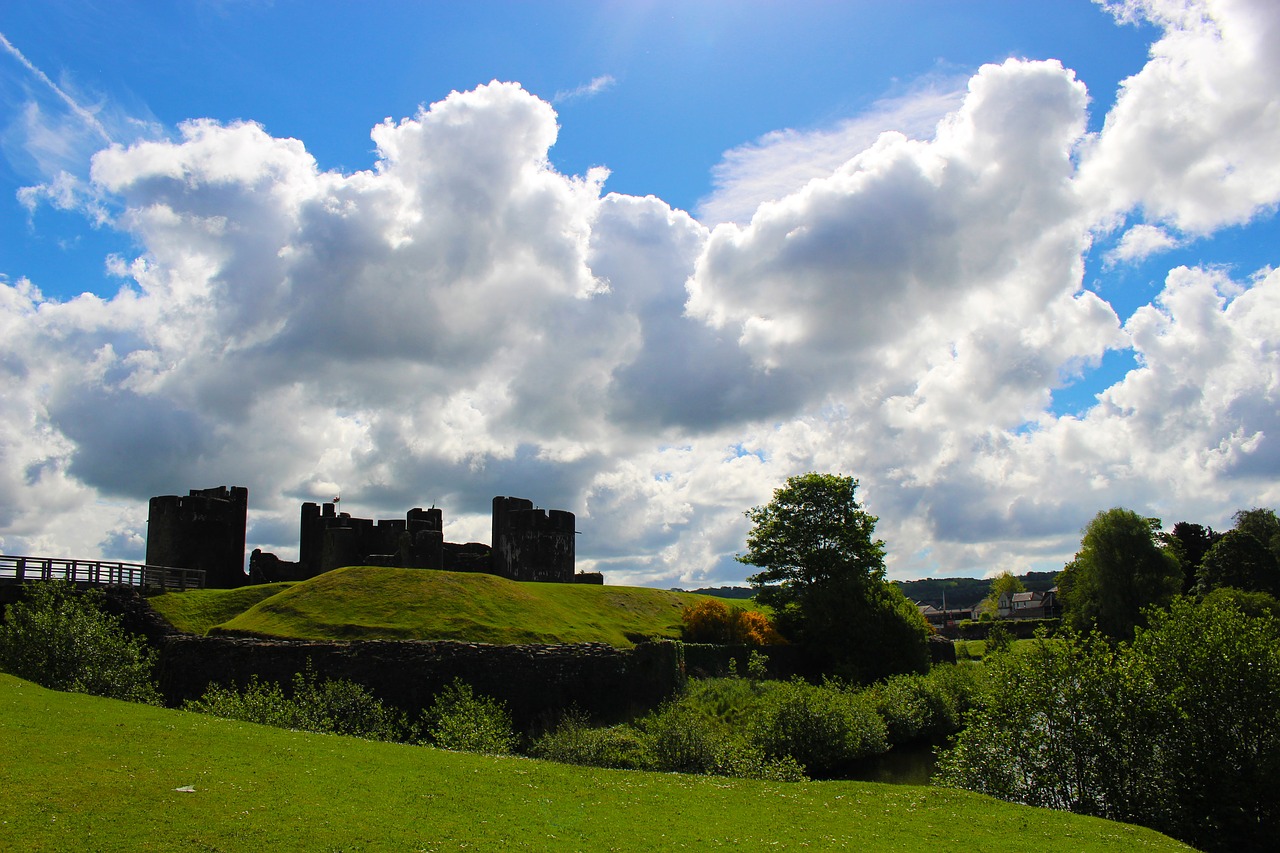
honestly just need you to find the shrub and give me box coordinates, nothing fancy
[680,599,785,645]
[420,679,517,755]
[746,679,887,776]
[638,699,805,781]
[529,709,648,770]
[0,581,160,704]
[290,667,410,740]
[936,599,1280,851]
[184,666,411,742]
[984,622,1012,655]
[870,672,958,745]
[185,677,311,730]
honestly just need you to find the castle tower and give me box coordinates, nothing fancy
[146,486,248,588]
[491,496,575,582]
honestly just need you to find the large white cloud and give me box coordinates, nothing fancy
[3,0,1280,585]
[1081,0,1280,233]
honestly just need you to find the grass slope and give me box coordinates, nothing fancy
[149,583,295,635]
[176,566,720,646]
[0,674,1193,853]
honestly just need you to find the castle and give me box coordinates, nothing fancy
[146,486,601,588]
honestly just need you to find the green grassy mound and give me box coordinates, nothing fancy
[149,582,294,635]
[156,567,722,646]
[0,674,1193,852]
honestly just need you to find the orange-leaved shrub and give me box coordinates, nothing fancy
[681,599,786,645]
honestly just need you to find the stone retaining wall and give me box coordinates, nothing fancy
[157,635,683,731]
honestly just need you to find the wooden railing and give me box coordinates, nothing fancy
[0,555,205,590]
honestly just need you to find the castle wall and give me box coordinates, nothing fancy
[145,486,248,588]
[157,636,682,731]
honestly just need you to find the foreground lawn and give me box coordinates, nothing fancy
[153,566,727,646]
[0,675,1192,852]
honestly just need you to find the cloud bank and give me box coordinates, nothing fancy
[3,0,1280,584]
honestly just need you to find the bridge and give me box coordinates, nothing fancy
[0,554,205,591]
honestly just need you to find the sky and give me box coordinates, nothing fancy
[2,0,1279,587]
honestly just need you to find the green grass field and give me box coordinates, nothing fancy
[150,567,726,646]
[0,674,1193,852]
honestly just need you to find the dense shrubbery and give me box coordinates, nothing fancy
[187,671,518,754]
[531,663,981,781]
[0,581,160,704]
[184,665,413,741]
[679,598,785,645]
[746,679,886,775]
[937,597,1280,852]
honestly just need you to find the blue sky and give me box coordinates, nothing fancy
[2,0,1279,585]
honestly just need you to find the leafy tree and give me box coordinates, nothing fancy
[1159,521,1221,593]
[1231,507,1280,559]
[1057,508,1181,641]
[0,581,160,704]
[1132,597,1280,850]
[740,473,929,681]
[981,571,1025,617]
[937,629,1168,823]
[1196,529,1280,597]
[938,597,1280,852]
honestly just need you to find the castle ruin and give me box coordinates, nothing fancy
[146,486,600,587]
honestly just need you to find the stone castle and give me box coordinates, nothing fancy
[146,486,601,588]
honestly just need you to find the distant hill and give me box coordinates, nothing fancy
[894,571,1061,610]
[684,586,756,600]
[150,567,738,647]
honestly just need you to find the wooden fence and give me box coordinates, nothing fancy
[0,554,205,590]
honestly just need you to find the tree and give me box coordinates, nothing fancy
[981,571,1025,617]
[1159,521,1221,593]
[1231,507,1280,559]
[1057,508,1181,641]
[938,597,1280,852]
[1196,529,1280,597]
[739,473,929,681]
[0,580,160,704]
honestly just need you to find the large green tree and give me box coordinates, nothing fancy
[1196,529,1280,597]
[739,473,929,681]
[1057,508,1181,641]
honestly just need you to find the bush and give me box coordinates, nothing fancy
[0,581,160,704]
[936,598,1280,852]
[869,672,961,745]
[529,709,648,770]
[638,699,805,781]
[984,622,1013,655]
[185,666,411,742]
[746,679,887,776]
[420,679,517,755]
[680,599,785,645]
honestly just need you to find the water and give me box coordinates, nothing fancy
[845,743,938,785]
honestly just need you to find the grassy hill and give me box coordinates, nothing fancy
[0,674,1193,852]
[150,567,727,646]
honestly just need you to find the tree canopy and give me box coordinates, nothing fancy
[1057,508,1181,641]
[739,473,929,681]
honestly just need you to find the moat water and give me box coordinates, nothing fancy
[844,743,938,785]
